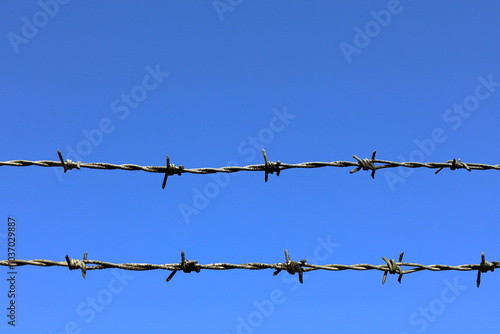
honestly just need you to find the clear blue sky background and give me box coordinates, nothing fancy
[1,1,500,333]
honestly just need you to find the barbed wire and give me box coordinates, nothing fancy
[1,250,498,287]
[0,150,498,187]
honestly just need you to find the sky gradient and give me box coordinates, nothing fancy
[1,1,500,333]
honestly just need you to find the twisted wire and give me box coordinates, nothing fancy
[1,251,498,287]
[1,150,499,185]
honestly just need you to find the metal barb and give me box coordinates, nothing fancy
[56,149,80,172]
[382,252,404,285]
[65,252,88,279]
[452,158,471,172]
[435,158,472,174]
[162,156,171,189]
[166,250,200,282]
[477,252,495,288]
[166,250,185,282]
[351,150,377,178]
[273,249,306,284]
[397,252,405,283]
[57,150,68,173]
[261,149,281,182]
[162,156,183,189]
[284,249,290,263]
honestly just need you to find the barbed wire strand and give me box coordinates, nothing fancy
[1,150,499,187]
[1,250,498,287]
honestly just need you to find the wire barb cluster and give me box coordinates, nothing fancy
[2,149,499,188]
[1,251,498,287]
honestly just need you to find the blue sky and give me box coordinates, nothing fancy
[1,1,500,333]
